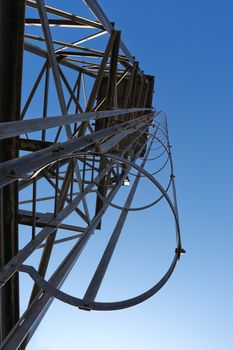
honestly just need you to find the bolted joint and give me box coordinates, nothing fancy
[175,247,186,259]
[79,304,92,312]
[52,144,64,153]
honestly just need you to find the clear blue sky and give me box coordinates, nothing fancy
[25,0,233,349]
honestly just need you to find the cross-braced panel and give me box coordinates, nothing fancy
[0,1,184,349]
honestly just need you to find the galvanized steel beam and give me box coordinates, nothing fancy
[0,1,183,349]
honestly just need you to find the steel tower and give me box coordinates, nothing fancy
[0,1,184,348]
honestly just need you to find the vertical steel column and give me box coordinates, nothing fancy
[94,31,121,229]
[0,0,25,342]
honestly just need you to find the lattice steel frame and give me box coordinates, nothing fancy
[0,1,184,349]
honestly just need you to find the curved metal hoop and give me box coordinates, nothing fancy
[130,135,171,178]
[145,147,166,161]
[18,151,181,311]
[149,143,164,151]
[95,176,172,212]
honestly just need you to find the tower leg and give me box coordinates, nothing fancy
[0,0,25,342]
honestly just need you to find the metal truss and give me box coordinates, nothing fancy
[0,0,184,349]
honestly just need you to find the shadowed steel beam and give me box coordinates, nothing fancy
[136,75,145,108]
[21,62,47,120]
[42,61,50,140]
[43,175,90,225]
[106,31,121,110]
[0,1,180,349]
[85,30,117,112]
[36,0,91,222]
[0,0,25,342]
[94,66,131,111]
[55,30,107,52]
[83,0,137,67]
[18,210,86,233]
[24,34,118,60]
[18,131,151,349]
[0,113,153,188]
[25,14,92,303]
[1,178,125,350]
[24,41,97,78]
[0,125,149,289]
[123,62,138,109]
[17,117,151,348]
[26,160,77,307]
[58,67,83,113]
[38,233,84,248]
[36,0,68,123]
[0,164,115,289]
[25,18,100,28]
[0,133,148,349]
[93,30,121,228]
[0,108,151,140]
[26,0,103,29]
[78,30,117,136]
[98,121,150,153]
[82,127,156,306]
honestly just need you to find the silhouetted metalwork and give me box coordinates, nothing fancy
[0,0,184,349]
